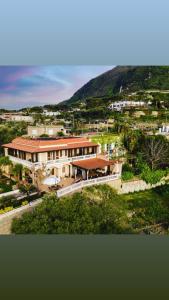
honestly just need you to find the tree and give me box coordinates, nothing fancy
[57,131,65,137]
[0,156,12,177]
[12,163,23,181]
[140,135,169,170]
[123,129,142,154]
[140,165,166,185]
[11,185,131,234]
[18,183,36,195]
[0,122,27,154]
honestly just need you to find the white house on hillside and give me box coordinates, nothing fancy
[43,110,61,117]
[109,100,147,112]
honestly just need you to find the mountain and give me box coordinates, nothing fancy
[62,66,169,106]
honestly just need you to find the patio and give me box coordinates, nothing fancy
[71,157,117,180]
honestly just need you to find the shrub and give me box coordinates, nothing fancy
[0,206,14,215]
[4,206,13,213]
[122,171,134,181]
[141,167,166,185]
[18,183,37,195]
[122,163,133,172]
[11,185,131,234]
[21,201,28,206]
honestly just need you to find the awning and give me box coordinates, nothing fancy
[71,158,116,170]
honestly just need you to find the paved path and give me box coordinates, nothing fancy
[0,198,42,234]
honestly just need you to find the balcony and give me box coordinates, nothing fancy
[8,155,34,169]
[42,153,97,169]
[8,153,97,170]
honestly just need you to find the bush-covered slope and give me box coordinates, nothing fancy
[63,66,169,106]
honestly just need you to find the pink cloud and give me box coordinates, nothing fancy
[2,85,16,92]
[6,67,37,83]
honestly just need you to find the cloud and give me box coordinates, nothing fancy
[0,65,114,109]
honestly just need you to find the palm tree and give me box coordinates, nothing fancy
[12,163,23,181]
[22,166,31,183]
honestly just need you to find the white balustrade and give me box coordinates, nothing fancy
[57,173,120,197]
[9,153,97,170]
[8,156,34,169]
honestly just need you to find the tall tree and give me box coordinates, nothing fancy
[140,136,169,170]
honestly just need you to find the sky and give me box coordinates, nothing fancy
[0,66,113,109]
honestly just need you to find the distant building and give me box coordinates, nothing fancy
[151,111,158,117]
[0,113,33,123]
[132,111,146,118]
[109,100,147,112]
[27,125,67,137]
[43,110,61,117]
[159,124,169,135]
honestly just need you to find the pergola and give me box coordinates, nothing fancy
[71,158,117,180]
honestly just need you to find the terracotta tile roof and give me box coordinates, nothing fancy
[3,137,98,153]
[71,158,117,170]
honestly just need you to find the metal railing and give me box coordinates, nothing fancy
[57,173,120,197]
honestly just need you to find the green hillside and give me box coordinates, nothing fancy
[62,66,169,106]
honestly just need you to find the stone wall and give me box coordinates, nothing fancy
[0,199,42,234]
[118,178,166,194]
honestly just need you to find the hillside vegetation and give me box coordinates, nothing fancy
[12,184,169,234]
[61,66,169,106]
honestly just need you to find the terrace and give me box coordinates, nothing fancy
[8,153,97,170]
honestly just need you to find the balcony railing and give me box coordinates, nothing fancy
[57,173,120,197]
[8,153,97,170]
[44,153,96,168]
[8,156,34,169]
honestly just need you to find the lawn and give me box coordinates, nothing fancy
[91,133,121,146]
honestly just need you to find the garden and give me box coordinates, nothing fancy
[11,184,169,234]
[0,176,16,194]
[0,184,42,215]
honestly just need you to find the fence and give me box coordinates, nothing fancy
[57,173,120,197]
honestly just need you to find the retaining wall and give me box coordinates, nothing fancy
[0,199,42,234]
[119,179,166,194]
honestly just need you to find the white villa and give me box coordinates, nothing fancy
[109,100,147,112]
[3,136,122,192]
[43,110,61,117]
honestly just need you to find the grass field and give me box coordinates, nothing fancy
[91,133,121,144]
